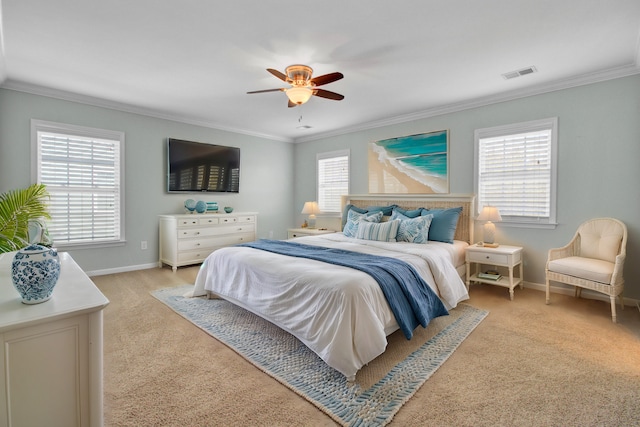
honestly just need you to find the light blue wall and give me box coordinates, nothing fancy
[294,74,640,298]
[0,89,295,273]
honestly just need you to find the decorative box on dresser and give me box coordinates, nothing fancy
[0,252,109,427]
[159,212,258,271]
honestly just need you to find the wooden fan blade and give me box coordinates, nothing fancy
[288,100,298,108]
[247,88,285,94]
[310,72,343,87]
[267,68,289,82]
[312,88,344,101]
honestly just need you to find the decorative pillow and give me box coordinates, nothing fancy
[423,207,462,244]
[343,210,383,238]
[392,207,425,218]
[341,204,397,228]
[366,204,397,216]
[392,212,433,243]
[341,204,368,228]
[355,219,401,242]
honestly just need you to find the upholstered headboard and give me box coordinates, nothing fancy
[341,194,476,244]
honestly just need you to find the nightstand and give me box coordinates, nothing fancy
[466,244,523,300]
[287,228,335,239]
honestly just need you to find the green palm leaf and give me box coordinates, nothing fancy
[0,184,51,253]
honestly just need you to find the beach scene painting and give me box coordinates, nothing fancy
[368,130,449,194]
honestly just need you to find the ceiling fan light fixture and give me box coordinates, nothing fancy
[286,86,313,105]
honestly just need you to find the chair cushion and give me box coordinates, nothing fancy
[548,256,614,284]
[579,220,623,263]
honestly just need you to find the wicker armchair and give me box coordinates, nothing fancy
[545,218,627,322]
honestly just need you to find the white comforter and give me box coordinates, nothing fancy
[190,233,469,379]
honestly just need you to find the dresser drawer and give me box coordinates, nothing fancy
[178,224,255,239]
[467,251,509,265]
[177,232,255,251]
[177,249,212,263]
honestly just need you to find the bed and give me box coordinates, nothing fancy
[190,194,475,380]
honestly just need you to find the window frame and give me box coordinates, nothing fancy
[31,119,126,249]
[316,149,350,215]
[473,117,558,229]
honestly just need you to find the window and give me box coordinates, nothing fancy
[317,150,349,213]
[32,120,125,248]
[474,117,558,228]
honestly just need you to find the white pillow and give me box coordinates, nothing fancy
[355,219,401,242]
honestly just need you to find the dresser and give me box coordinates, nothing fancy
[159,212,258,271]
[0,252,109,427]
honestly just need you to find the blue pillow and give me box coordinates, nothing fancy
[343,210,383,238]
[366,205,397,216]
[355,219,401,242]
[392,207,425,218]
[392,211,433,243]
[423,207,462,244]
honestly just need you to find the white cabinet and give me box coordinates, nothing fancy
[159,213,258,271]
[0,252,109,427]
[465,244,524,300]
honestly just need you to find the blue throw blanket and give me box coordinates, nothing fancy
[238,239,448,339]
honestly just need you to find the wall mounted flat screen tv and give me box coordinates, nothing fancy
[167,138,240,193]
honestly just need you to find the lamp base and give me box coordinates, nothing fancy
[483,221,497,244]
[307,214,316,229]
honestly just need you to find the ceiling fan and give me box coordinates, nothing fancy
[247,64,344,108]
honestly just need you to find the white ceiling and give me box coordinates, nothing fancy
[1,0,639,143]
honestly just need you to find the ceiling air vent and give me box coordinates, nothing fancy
[502,66,538,80]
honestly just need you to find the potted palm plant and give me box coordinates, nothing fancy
[0,183,51,253]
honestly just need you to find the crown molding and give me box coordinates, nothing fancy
[0,80,294,143]
[294,63,640,143]
[2,62,638,145]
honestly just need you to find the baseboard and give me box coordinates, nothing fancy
[85,262,159,277]
[523,281,640,308]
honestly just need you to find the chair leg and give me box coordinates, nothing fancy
[545,277,550,304]
[619,292,624,311]
[610,296,617,323]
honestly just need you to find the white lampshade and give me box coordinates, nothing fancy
[301,201,320,229]
[477,206,502,244]
[286,87,313,105]
[477,206,502,222]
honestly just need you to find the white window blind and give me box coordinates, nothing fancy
[317,150,349,213]
[475,118,557,227]
[32,120,125,247]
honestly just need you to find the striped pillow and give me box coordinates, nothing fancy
[343,210,383,238]
[355,219,401,242]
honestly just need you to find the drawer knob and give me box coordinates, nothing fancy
[486,255,490,259]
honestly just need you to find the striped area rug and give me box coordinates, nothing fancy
[152,285,488,426]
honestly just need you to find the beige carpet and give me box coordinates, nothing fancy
[94,266,640,426]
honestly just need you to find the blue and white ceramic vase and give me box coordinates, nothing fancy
[11,244,61,304]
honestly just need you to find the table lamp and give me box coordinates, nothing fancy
[477,206,502,245]
[301,201,320,229]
